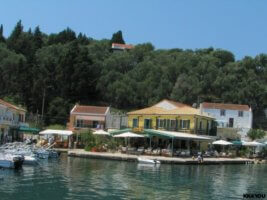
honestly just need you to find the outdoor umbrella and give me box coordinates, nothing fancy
[242,141,264,147]
[113,132,144,138]
[93,130,110,136]
[242,141,265,154]
[212,140,232,153]
[212,140,232,145]
[113,132,144,147]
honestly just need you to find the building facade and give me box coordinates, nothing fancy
[68,104,110,131]
[200,102,252,138]
[128,99,216,136]
[111,43,134,52]
[0,99,27,143]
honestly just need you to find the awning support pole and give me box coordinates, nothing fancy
[172,137,174,157]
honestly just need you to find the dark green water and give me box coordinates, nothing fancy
[0,154,266,200]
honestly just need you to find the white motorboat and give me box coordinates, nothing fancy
[137,157,161,164]
[24,156,38,165]
[0,154,24,169]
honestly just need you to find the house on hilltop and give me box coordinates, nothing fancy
[111,43,134,52]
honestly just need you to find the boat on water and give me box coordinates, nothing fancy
[24,156,38,165]
[137,157,161,164]
[0,154,24,169]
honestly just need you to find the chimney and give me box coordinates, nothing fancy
[200,103,203,114]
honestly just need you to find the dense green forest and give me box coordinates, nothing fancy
[0,21,266,128]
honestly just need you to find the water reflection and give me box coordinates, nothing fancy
[0,154,266,200]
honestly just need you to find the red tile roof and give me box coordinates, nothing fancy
[0,99,26,112]
[72,105,109,115]
[111,43,134,50]
[202,102,250,111]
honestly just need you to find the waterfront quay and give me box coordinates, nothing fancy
[68,149,255,165]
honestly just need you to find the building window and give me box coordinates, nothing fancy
[158,119,165,128]
[181,120,190,129]
[170,120,176,129]
[76,119,83,127]
[133,118,138,128]
[238,111,243,117]
[18,114,24,122]
[199,121,202,130]
[220,109,225,116]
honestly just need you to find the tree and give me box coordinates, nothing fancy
[110,30,125,44]
[0,24,5,43]
[247,129,266,140]
[33,26,43,49]
[46,97,69,125]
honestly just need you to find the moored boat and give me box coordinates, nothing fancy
[137,157,161,164]
[0,154,24,169]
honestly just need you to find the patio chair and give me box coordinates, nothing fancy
[144,147,153,155]
[161,149,172,157]
[174,150,181,157]
[137,147,145,155]
[127,147,137,154]
[152,148,161,156]
[121,147,127,154]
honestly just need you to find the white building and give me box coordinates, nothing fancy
[200,102,252,138]
[0,99,27,143]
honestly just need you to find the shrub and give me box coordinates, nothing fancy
[247,129,266,141]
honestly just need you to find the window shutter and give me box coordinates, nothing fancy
[187,120,190,129]
[180,120,182,128]
[156,118,158,129]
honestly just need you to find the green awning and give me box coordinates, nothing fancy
[109,128,132,136]
[19,127,40,134]
[232,141,242,145]
[144,129,211,141]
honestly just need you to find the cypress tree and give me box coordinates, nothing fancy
[33,26,43,49]
[110,30,125,44]
[0,24,5,43]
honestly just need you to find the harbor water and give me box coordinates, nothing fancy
[0,154,266,200]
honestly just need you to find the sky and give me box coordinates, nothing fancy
[0,0,266,60]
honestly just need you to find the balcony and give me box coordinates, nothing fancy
[19,122,29,128]
[0,118,19,126]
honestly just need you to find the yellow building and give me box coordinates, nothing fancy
[127,99,216,136]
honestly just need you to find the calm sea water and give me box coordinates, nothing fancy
[0,154,266,200]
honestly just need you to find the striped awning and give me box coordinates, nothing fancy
[76,115,105,121]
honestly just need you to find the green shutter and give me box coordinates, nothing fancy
[187,120,190,129]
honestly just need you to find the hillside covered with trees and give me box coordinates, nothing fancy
[0,21,266,128]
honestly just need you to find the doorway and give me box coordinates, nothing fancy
[229,118,234,128]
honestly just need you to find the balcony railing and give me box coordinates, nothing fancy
[0,119,20,126]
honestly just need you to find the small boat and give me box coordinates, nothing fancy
[137,157,161,164]
[24,156,38,165]
[0,154,24,169]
